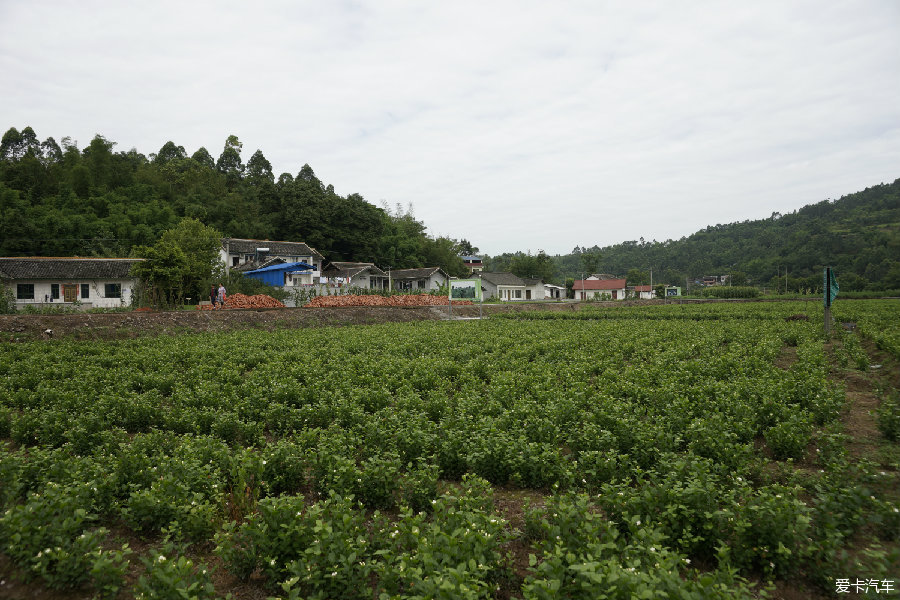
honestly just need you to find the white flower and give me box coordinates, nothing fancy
[157,555,166,563]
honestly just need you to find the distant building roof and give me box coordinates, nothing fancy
[323,262,387,278]
[478,272,525,287]
[573,278,627,291]
[522,277,544,286]
[461,255,482,262]
[233,257,285,272]
[222,237,323,259]
[0,257,142,280]
[390,267,447,280]
[632,285,653,292]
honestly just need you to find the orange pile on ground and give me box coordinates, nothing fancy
[198,294,285,310]
[305,294,473,308]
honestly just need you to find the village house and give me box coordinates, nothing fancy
[476,272,527,301]
[544,283,565,299]
[390,267,449,292]
[220,238,324,285]
[573,278,627,300]
[632,285,655,300]
[522,278,546,301]
[322,262,389,290]
[0,257,142,309]
[461,255,483,273]
[242,261,316,288]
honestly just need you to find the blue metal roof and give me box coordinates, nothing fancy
[243,262,315,287]
[244,261,314,275]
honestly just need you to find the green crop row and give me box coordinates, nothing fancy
[0,300,898,597]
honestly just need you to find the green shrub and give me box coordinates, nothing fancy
[764,412,813,461]
[876,392,900,441]
[135,541,217,600]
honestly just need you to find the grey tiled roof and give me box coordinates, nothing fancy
[233,257,285,272]
[478,272,525,286]
[0,258,142,280]
[390,267,446,280]
[222,238,323,259]
[522,277,544,286]
[323,262,387,278]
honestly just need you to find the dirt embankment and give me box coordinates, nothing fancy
[1,297,777,342]
[0,301,599,342]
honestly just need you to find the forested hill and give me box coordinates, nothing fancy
[553,179,900,291]
[0,127,473,276]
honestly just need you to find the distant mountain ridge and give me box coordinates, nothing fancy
[553,178,900,291]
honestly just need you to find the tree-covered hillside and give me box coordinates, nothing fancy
[544,179,899,292]
[0,127,471,276]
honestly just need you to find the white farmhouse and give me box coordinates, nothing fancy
[390,267,449,292]
[573,278,627,300]
[220,238,324,285]
[477,272,527,301]
[0,257,142,309]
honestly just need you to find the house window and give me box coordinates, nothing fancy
[232,257,239,267]
[418,280,425,289]
[51,284,60,300]
[17,284,34,300]
[81,283,90,299]
[514,290,522,299]
[104,283,122,298]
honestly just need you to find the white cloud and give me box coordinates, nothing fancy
[1,0,898,255]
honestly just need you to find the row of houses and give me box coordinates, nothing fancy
[572,274,681,300]
[1,236,680,309]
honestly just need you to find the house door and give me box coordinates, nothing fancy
[63,285,77,302]
[612,290,618,299]
[526,290,531,300]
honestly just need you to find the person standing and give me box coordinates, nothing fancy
[217,283,226,309]
[210,284,218,309]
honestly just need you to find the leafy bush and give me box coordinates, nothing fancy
[876,391,900,441]
[0,482,130,595]
[764,412,813,461]
[135,541,217,600]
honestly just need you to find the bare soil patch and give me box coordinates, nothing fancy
[0,301,598,342]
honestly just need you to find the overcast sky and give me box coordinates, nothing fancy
[2,1,898,256]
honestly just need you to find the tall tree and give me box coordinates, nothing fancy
[216,135,244,187]
[158,217,223,300]
[154,141,187,165]
[191,147,215,169]
[246,149,274,183]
